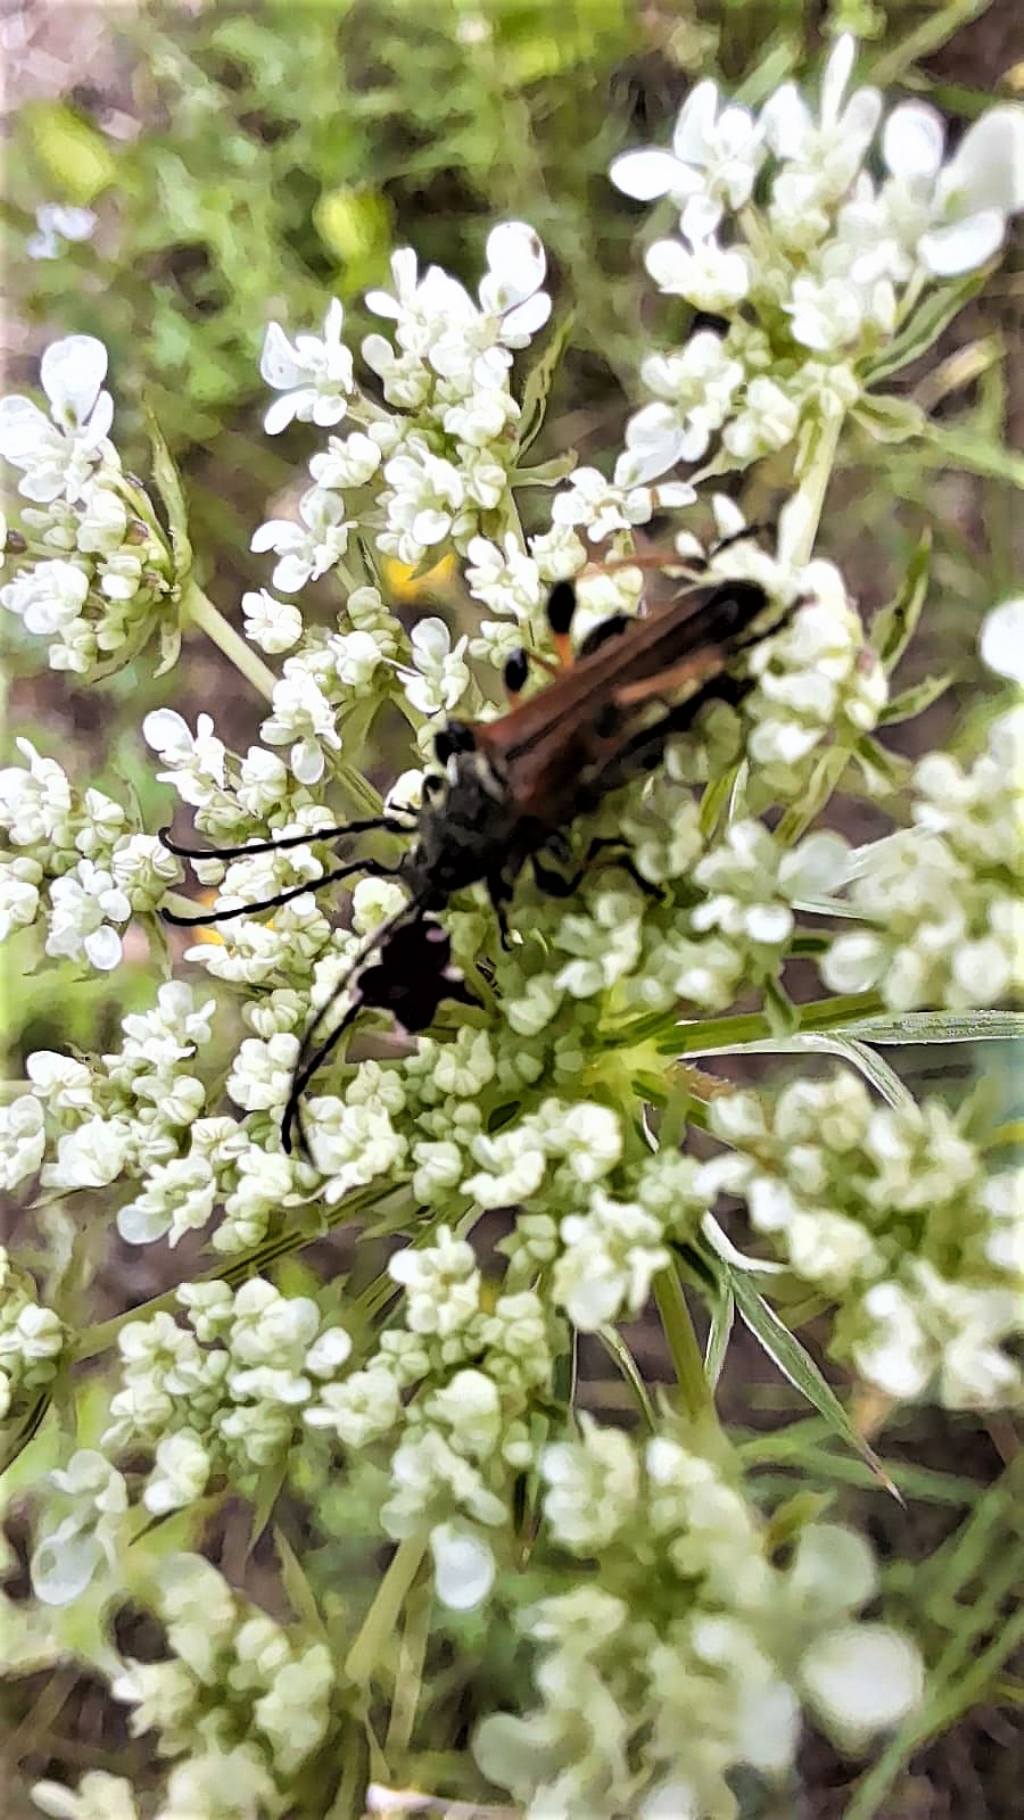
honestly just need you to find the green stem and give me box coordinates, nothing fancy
[653,1261,715,1428]
[345,1534,428,1686]
[181,577,277,701]
[605,988,887,1056]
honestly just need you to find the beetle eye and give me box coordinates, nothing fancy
[435,720,475,764]
[423,774,443,798]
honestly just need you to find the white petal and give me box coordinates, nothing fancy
[843,87,883,149]
[118,1201,172,1245]
[672,80,719,163]
[32,1525,103,1605]
[681,192,724,242]
[291,739,325,785]
[85,926,123,971]
[250,518,297,553]
[919,209,1005,275]
[260,321,304,389]
[324,297,345,341]
[142,708,191,755]
[644,238,692,293]
[430,1523,495,1610]
[821,33,855,126]
[40,335,107,425]
[779,831,850,898]
[311,394,349,428]
[609,148,685,201]
[485,220,546,292]
[501,292,552,340]
[0,395,56,464]
[980,595,1024,681]
[760,84,811,158]
[942,105,1024,216]
[273,554,312,593]
[802,1623,923,1738]
[883,102,945,179]
[263,393,300,436]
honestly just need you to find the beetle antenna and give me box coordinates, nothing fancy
[281,898,421,1157]
[158,813,414,862]
[162,857,404,927]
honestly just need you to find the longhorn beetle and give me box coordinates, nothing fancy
[161,570,778,1154]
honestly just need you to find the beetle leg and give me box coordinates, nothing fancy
[546,580,577,669]
[584,837,662,900]
[486,873,514,949]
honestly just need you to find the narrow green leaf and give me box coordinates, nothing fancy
[870,529,931,671]
[852,733,912,793]
[596,1327,657,1430]
[516,308,577,459]
[925,423,1024,488]
[510,451,578,487]
[703,1283,735,1391]
[727,1270,900,1500]
[879,672,955,725]
[775,745,851,844]
[854,393,926,444]
[144,403,193,581]
[846,1009,1024,1044]
[691,1032,917,1111]
[861,270,988,385]
[275,1523,331,1639]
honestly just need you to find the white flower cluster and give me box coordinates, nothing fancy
[3,983,214,1205]
[0,737,180,971]
[704,1073,1023,1408]
[823,707,1024,1009]
[0,337,174,675]
[610,38,1024,486]
[476,1422,922,1816]
[100,1278,354,1513]
[34,1550,334,1820]
[0,1246,64,1422]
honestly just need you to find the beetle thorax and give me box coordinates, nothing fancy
[404,749,520,905]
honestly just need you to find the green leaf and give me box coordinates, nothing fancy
[861,271,988,385]
[924,423,1024,488]
[275,1524,331,1639]
[870,529,931,671]
[846,1009,1024,1044]
[854,393,926,444]
[852,733,912,794]
[516,308,577,460]
[697,1031,917,1111]
[154,618,182,680]
[879,671,955,725]
[596,1327,657,1429]
[775,745,851,844]
[726,1270,900,1500]
[703,1282,734,1391]
[144,405,193,582]
[510,451,579,487]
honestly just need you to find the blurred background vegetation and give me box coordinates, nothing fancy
[2,2,1022,1814]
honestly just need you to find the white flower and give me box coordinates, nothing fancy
[625,332,744,483]
[261,666,341,784]
[761,34,882,199]
[260,297,355,434]
[251,486,352,593]
[226,1033,301,1112]
[979,595,1024,683]
[397,616,470,716]
[430,1521,496,1610]
[0,335,114,503]
[552,465,657,542]
[554,1191,670,1330]
[0,854,42,941]
[722,376,800,461]
[241,587,303,654]
[42,1117,132,1193]
[305,1365,401,1447]
[46,860,132,970]
[388,1226,480,1337]
[801,1624,923,1746]
[309,427,386,490]
[26,202,98,261]
[893,103,1024,277]
[465,533,543,620]
[478,220,552,343]
[645,232,750,314]
[117,1154,218,1247]
[380,440,466,566]
[31,1449,128,1605]
[0,1095,46,1192]
[143,708,227,809]
[1,558,89,636]
[0,738,73,847]
[143,1429,210,1514]
[611,79,764,241]
[32,1773,139,1820]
